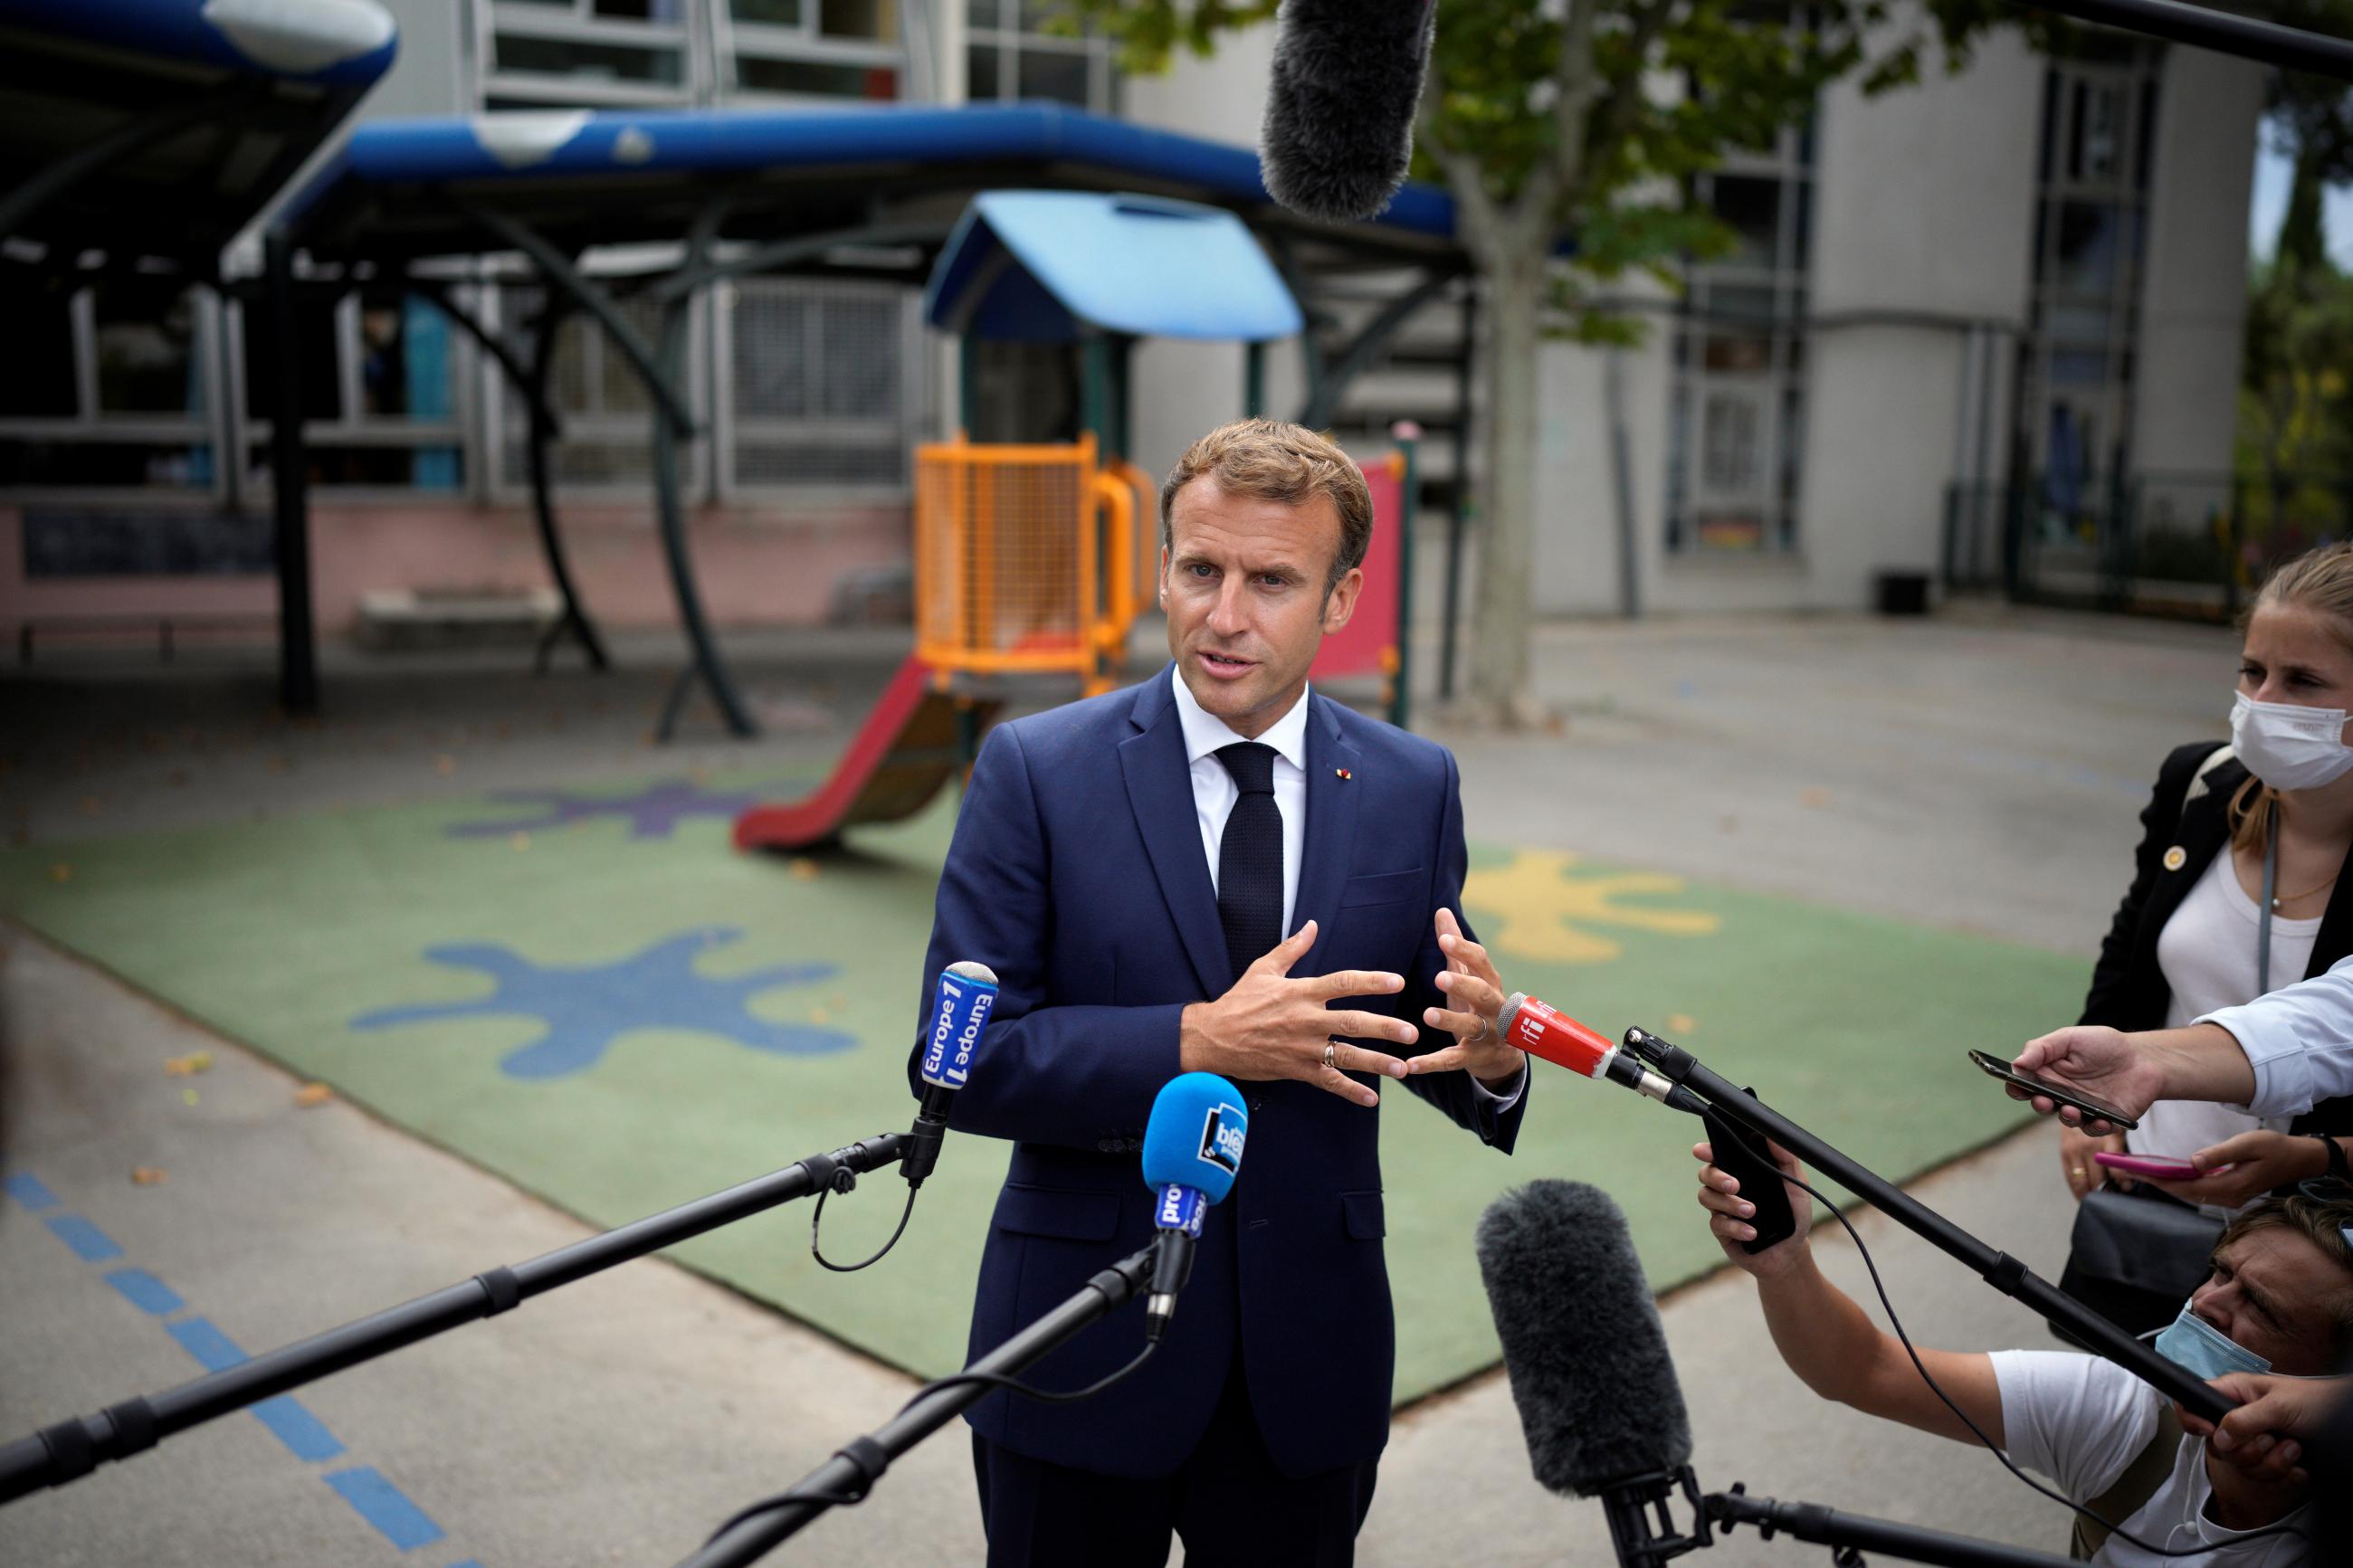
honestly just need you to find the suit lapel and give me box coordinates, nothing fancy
[1121,670,1232,998]
[2134,765,2240,983]
[1295,693,1364,975]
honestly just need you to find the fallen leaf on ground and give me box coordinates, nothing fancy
[163,1051,214,1077]
[49,863,71,883]
[433,755,457,775]
[510,832,530,852]
[294,1084,333,1108]
[789,858,821,881]
[131,1167,167,1186]
[1798,787,1833,809]
[1666,1013,1698,1033]
[181,1088,200,1107]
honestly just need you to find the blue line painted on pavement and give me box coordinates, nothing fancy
[45,1214,124,1261]
[103,1267,186,1316]
[446,1561,486,1567]
[324,1466,447,1552]
[5,1173,61,1211]
[168,1316,248,1373]
[252,1397,347,1463]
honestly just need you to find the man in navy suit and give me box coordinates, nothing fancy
[911,419,1529,1565]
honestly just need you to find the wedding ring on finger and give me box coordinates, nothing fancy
[1467,1013,1491,1044]
[1324,1039,1338,1071]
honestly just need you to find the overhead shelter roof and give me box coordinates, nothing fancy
[277,102,1464,271]
[0,0,397,264]
[926,191,1304,344]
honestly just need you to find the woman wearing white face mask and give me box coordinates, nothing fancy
[2056,544,2353,1337]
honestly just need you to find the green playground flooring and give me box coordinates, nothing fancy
[0,771,2080,1402]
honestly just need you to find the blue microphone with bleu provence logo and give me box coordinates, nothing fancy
[900,960,998,1188]
[1140,1072,1249,1343]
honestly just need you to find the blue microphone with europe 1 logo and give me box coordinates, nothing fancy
[900,960,999,1189]
[1140,1071,1250,1344]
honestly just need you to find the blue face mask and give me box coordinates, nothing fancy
[2153,1304,2271,1381]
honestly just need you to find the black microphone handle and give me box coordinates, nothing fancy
[677,1240,1161,1568]
[1706,1489,2079,1568]
[898,1082,957,1186]
[1624,1028,2234,1427]
[0,1133,907,1506]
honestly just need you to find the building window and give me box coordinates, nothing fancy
[724,276,919,489]
[478,0,701,108]
[1665,122,1813,556]
[966,0,1113,112]
[237,285,469,492]
[721,0,905,101]
[0,277,219,493]
[2021,41,2158,517]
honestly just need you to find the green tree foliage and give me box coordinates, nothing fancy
[1061,0,2021,719]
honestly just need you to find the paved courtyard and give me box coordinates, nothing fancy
[0,603,2238,1564]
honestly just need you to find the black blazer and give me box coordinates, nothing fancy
[2083,739,2353,1136]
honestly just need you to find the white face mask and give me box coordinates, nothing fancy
[2232,689,2353,791]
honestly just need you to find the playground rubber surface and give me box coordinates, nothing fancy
[0,770,2082,1402]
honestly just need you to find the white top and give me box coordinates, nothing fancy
[1989,1350,2313,1566]
[2134,853,2310,1183]
[1165,668,1523,1107]
[2199,953,2353,1118]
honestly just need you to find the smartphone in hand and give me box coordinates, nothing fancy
[1965,1049,2140,1131]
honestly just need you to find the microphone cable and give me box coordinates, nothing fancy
[1710,1117,2311,1557]
[807,1171,918,1273]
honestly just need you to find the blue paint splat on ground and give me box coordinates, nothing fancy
[45,1215,124,1261]
[348,927,855,1079]
[103,1267,186,1316]
[5,1173,61,1211]
[324,1467,446,1552]
[445,780,773,841]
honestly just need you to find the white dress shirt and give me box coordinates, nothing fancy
[2199,950,2353,1117]
[1166,668,1524,1107]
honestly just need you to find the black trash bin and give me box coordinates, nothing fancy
[1874,570,1931,616]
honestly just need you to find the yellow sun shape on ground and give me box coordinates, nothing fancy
[1462,849,1720,964]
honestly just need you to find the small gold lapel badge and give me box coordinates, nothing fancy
[1336,768,1352,781]
[2162,846,2187,871]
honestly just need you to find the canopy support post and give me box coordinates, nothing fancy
[405,281,609,673]
[264,230,319,717]
[652,200,755,739]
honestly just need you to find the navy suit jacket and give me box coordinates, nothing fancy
[910,667,1527,1479]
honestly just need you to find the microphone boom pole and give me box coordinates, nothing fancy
[0,1134,906,1506]
[1707,1487,2078,1568]
[678,1240,1161,1568]
[1620,1027,2234,1425]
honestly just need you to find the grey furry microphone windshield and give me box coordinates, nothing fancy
[1475,1180,1692,1496]
[1258,0,1437,223]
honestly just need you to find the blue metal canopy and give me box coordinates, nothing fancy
[280,102,1461,261]
[926,191,1302,344]
[0,0,397,262]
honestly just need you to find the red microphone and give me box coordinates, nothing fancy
[1496,993,1704,1110]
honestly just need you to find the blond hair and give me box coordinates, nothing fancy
[1158,419,1372,595]
[2232,544,2353,856]
[2213,1193,2353,1355]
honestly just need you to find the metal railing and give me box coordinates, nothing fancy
[1943,470,2353,621]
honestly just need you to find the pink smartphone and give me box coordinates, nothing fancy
[2091,1151,2234,1181]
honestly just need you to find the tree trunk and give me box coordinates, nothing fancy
[2278,138,2330,279]
[1467,249,1546,726]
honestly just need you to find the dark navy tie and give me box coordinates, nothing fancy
[1215,742,1284,984]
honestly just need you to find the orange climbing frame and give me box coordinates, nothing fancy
[912,432,1142,697]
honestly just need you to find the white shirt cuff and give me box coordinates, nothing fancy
[2194,1006,2310,1119]
[1468,1060,1529,1114]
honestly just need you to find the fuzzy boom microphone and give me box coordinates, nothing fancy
[1476,1180,1696,1567]
[1259,0,1437,223]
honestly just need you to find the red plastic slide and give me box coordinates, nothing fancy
[732,654,1000,852]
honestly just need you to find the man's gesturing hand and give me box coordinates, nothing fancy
[1408,908,1526,1089]
[1178,920,1415,1107]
